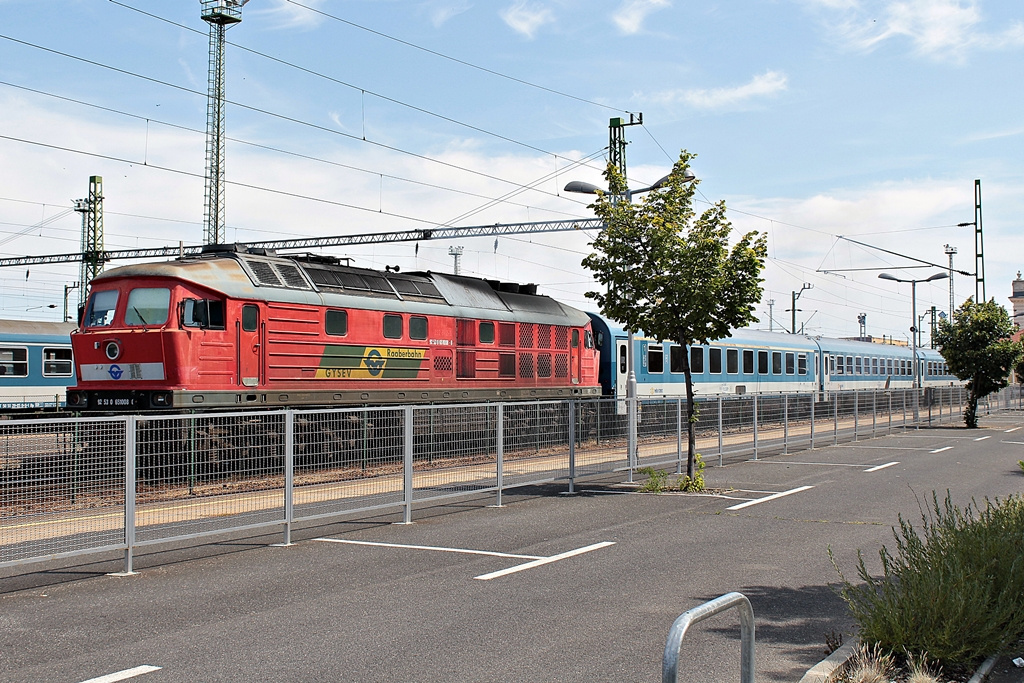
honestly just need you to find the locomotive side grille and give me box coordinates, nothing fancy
[499,353,516,377]
[554,353,568,378]
[518,353,534,378]
[276,263,311,289]
[518,323,534,348]
[537,353,552,378]
[538,324,551,349]
[555,326,569,349]
[248,260,283,286]
[433,353,453,375]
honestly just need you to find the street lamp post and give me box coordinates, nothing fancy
[565,169,695,481]
[878,271,948,422]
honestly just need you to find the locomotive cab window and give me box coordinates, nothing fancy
[0,347,28,377]
[84,289,118,328]
[647,346,664,374]
[242,305,259,332]
[183,299,225,330]
[325,309,348,336]
[43,347,73,377]
[479,322,495,344]
[125,288,170,326]
[585,330,595,349]
[383,314,403,339]
[410,316,428,341]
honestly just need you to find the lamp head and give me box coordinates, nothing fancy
[563,180,603,195]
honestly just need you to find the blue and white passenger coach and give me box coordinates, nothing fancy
[0,319,77,409]
[587,312,957,400]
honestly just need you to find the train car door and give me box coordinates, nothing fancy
[570,329,580,385]
[239,304,261,387]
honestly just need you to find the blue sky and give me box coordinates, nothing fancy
[1,0,1022,342]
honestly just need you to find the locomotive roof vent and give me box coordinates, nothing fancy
[238,255,314,290]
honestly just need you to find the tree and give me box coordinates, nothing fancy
[933,297,1022,428]
[581,151,767,477]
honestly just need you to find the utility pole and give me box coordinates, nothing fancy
[767,299,775,332]
[448,245,464,275]
[929,306,937,348]
[857,313,866,339]
[957,180,985,303]
[944,244,957,314]
[73,176,104,308]
[789,283,812,334]
[201,0,249,246]
[63,282,80,322]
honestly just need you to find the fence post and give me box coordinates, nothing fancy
[871,389,876,437]
[565,401,573,496]
[783,393,789,454]
[401,406,414,524]
[833,392,838,445]
[121,415,137,576]
[810,393,815,449]
[282,410,294,546]
[717,396,723,467]
[752,395,759,461]
[853,390,859,441]
[888,391,892,434]
[676,398,683,475]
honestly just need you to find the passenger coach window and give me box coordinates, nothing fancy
[798,353,807,375]
[743,350,754,374]
[479,322,495,344]
[670,346,685,373]
[125,288,170,326]
[410,316,428,340]
[85,289,118,327]
[846,356,854,375]
[691,347,705,374]
[785,352,795,375]
[772,351,783,375]
[619,345,627,373]
[0,347,28,377]
[726,349,738,374]
[325,310,348,336]
[383,314,403,339]
[758,350,769,374]
[242,305,258,332]
[648,346,664,374]
[709,348,722,374]
[855,357,862,375]
[43,348,73,376]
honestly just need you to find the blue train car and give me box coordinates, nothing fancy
[587,312,958,400]
[0,319,77,409]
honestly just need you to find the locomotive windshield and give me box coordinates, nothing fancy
[84,290,118,327]
[124,288,171,326]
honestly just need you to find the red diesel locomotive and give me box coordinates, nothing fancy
[66,246,601,411]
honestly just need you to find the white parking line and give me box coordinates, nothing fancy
[864,462,899,472]
[79,666,161,683]
[315,538,543,560]
[930,446,954,454]
[474,542,616,581]
[726,486,814,511]
[1003,441,1024,446]
[1005,427,1021,433]
[974,435,992,441]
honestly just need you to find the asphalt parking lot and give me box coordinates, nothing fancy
[3,413,1023,682]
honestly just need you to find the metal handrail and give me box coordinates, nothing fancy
[662,591,755,683]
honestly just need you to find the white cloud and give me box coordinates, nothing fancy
[813,0,1024,63]
[253,0,329,31]
[612,0,671,35]
[421,1,474,28]
[500,1,555,39]
[649,70,788,110]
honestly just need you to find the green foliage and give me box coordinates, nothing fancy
[1018,459,1024,474]
[675,452,705,492]
[581,151,767,477]
[933,298,1022,428]
[637,467,669,493]
[831,491,1024,664]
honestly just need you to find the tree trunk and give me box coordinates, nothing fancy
[678,333,696,478]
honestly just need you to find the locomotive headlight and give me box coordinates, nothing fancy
[104,341,121,360]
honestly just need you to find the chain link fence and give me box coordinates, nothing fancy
[2,386,970,574]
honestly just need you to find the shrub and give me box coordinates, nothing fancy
[637,467,669,492]
[832,491,1024,664]
[675,452,705,492]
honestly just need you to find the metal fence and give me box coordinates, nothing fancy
[1,386,971,574]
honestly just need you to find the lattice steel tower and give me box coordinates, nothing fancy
[74,176,104,308]
[201,0,248,245]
